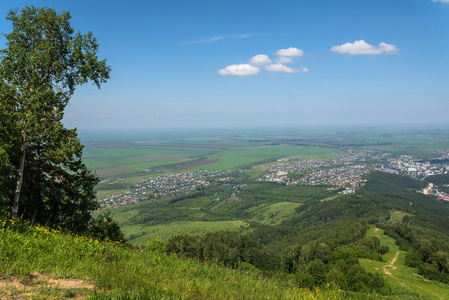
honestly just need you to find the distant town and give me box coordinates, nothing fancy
[97,149,449,210]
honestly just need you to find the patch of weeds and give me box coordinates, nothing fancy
[63,288,78,298]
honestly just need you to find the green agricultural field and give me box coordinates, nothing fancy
[83,145,223,177]
[84,142,339,179]
[190,145,339,171]
[362,226,449,299]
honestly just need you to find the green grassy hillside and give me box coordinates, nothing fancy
[361,226,449,299]
[1,218,356,299]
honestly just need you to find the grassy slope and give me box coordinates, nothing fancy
[0,219,350,300]
[124,220,251,244]
[361,226,449,299]
[246,202,303,226]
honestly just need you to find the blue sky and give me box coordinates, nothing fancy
[1,0,448,129]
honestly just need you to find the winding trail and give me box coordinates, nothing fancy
[383,251,399,276]
[383,252,441,298]
[383,251,411,290]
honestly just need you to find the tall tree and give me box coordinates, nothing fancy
[0,6,110,229]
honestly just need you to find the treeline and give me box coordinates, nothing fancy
[283,242,386,293]
[166,227,389,294]
[166,231,280,271]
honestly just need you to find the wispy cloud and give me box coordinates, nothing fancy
[331,40,398,55]
[184,33,251,45]
[433,0,449,4]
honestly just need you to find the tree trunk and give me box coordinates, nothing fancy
[12,132,26,218]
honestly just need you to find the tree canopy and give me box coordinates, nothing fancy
[0,6,112,234]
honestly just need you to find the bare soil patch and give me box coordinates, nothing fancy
[0,273,93,299]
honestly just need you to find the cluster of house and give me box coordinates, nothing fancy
[387,154,449,179]
[257,149,449,195]
[420,182,449,201]
[257,149,387,193]
[98,169,235,209]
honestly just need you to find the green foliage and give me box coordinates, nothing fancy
[281,240,387,293]
[86,211,126,243]
[360,171,425,194]
[0,5,117,237]
[281,194,391,228]
[166,231,280,272]
[403,214,449,236]
[424,173,449,185]
[103,151,449,297]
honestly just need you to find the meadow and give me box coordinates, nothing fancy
[361,226,449,299]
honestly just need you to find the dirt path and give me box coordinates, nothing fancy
[383,251,412,290]
[383,251,399,275]
[0,273,93,299]
[382,252,440,298]
[371,227,445,299]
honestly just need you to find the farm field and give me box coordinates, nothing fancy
[81,127,449,180]
[84,144,340,178]
[189,145,339,171]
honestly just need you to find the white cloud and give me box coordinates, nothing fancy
[218,64,260,76]
[184,33,251,45]
[275,56,293,64]
[330,40,398,55]
[249,54,272,66]
[219,47,308,77]
[433,0,449,4]
[265,63,300,73]
[276,47,304,57]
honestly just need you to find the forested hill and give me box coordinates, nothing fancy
[124,170,449,298]
[360,171,426,194]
